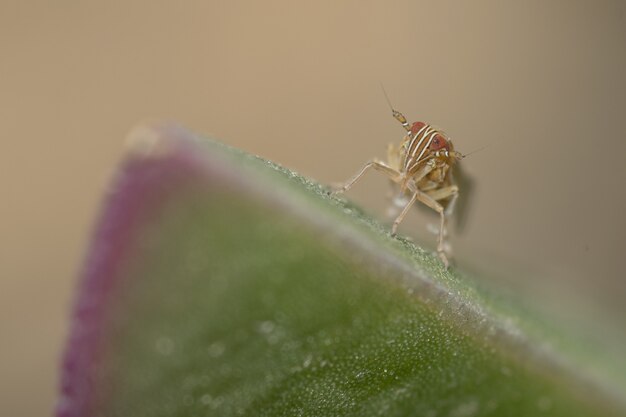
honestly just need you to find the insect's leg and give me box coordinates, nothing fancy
[409,159,437,184]
[332,160,401,194]
[445,190,459,217]
[387,160,434,221]
[427,185,459,216]
[413,190,450,268]
[426,185,459,263]
[386,186,409,220]
[391,190,419,236]
[391,168,440,236]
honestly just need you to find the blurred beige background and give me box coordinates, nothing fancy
[1,1,625,415]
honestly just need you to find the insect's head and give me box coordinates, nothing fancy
[430,133,464,162]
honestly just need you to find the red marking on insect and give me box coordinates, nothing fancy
[410,121,425,135]
[429,134,449,151]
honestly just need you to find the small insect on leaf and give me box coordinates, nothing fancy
[332,87,468,268]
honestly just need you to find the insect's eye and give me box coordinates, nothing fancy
[430,134,448,151]
[410,121,425,135]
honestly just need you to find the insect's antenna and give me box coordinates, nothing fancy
[379,82,410,131]
[379,82,395,112]
[461,144,490,159]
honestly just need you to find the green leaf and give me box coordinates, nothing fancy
[58,124,626,417]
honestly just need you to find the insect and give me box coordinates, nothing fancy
[332,90,465,268]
